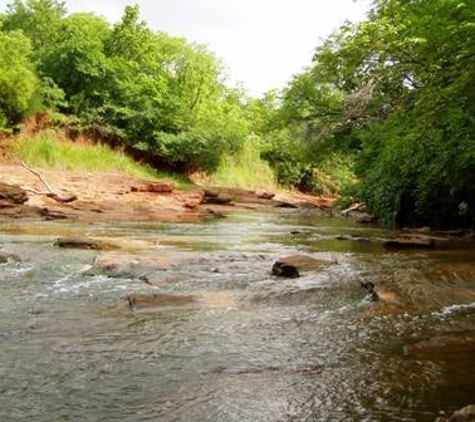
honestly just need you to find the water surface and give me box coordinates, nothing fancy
[1,211,475,421]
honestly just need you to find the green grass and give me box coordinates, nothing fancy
[9,132,193,189]
[206,139,277,190]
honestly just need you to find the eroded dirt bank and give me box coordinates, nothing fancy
[0,164,334,222]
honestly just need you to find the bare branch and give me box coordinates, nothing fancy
[20,161,56,194]
[20,162,78,203]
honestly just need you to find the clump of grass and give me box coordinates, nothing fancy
[8,131,193,189]
[206,138,277,189]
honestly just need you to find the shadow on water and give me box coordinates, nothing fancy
[1,211,475,421]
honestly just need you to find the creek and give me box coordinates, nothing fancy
[1,210,475,422]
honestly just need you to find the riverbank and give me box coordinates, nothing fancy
[0,164,335,223]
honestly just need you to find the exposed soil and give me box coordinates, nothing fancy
[0,164,335,223]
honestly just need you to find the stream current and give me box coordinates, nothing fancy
[1,211,475,421]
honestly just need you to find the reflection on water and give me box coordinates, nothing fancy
[1,212,475,421]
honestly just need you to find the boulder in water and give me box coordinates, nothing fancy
[384,235,436,249]
[85,253,175,278]
[360,281,379,302]
[85,255,141,277]
[272,261,300,278]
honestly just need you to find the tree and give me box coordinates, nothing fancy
[1,0,66,64]
[41,13,110,114]
[0,28,37,128]
[309,0,475,226]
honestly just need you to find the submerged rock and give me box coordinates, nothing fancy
[436,405,475,422]
[85,253,175,278]
[272,255,336,277]
[55,236,155,251]
[85,255,140,277]
[55,236,116,250]
[139,273,179,286]
[126,293,196,310]
[405,335,475,361]
[0,251,21,264]
[384,234,436,249]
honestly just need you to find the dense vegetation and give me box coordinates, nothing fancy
[1,0,474,227]
[261,0,475,227]
[0,0,250,174]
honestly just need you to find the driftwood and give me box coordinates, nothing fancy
[20,161,77,203]
[341,202,365,215]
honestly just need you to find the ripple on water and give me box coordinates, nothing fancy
[1,214,475,421]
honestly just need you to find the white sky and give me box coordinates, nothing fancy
[0,0,371,95]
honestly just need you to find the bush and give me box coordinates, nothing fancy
[260,129,309,187]
[145,129,229,173]
[356,109,475,227]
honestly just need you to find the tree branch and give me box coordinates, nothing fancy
[20,161,78,203]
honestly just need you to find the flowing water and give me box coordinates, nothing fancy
[1,211,475,422]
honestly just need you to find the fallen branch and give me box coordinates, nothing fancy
[341,202,365,215]
[20,161,78,203]
[20,161,55,193]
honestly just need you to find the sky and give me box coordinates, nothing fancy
[0,0,371,95]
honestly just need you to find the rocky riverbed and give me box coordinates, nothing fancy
[0,164,334,223]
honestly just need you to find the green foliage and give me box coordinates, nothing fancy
[245,90,281,135]
[145,129,225,173]
[2,0,66,64]
[0,28,37,128]
[260,129,309,188]
[1,1,252,175]
[41,12,109,112]
[254,54,361,196]
[9,132,193,187]
[6,0,473,224]
[312,153,358,197]
[350,0,475,227]
[264,0,475,227]
[208,137,276,189]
